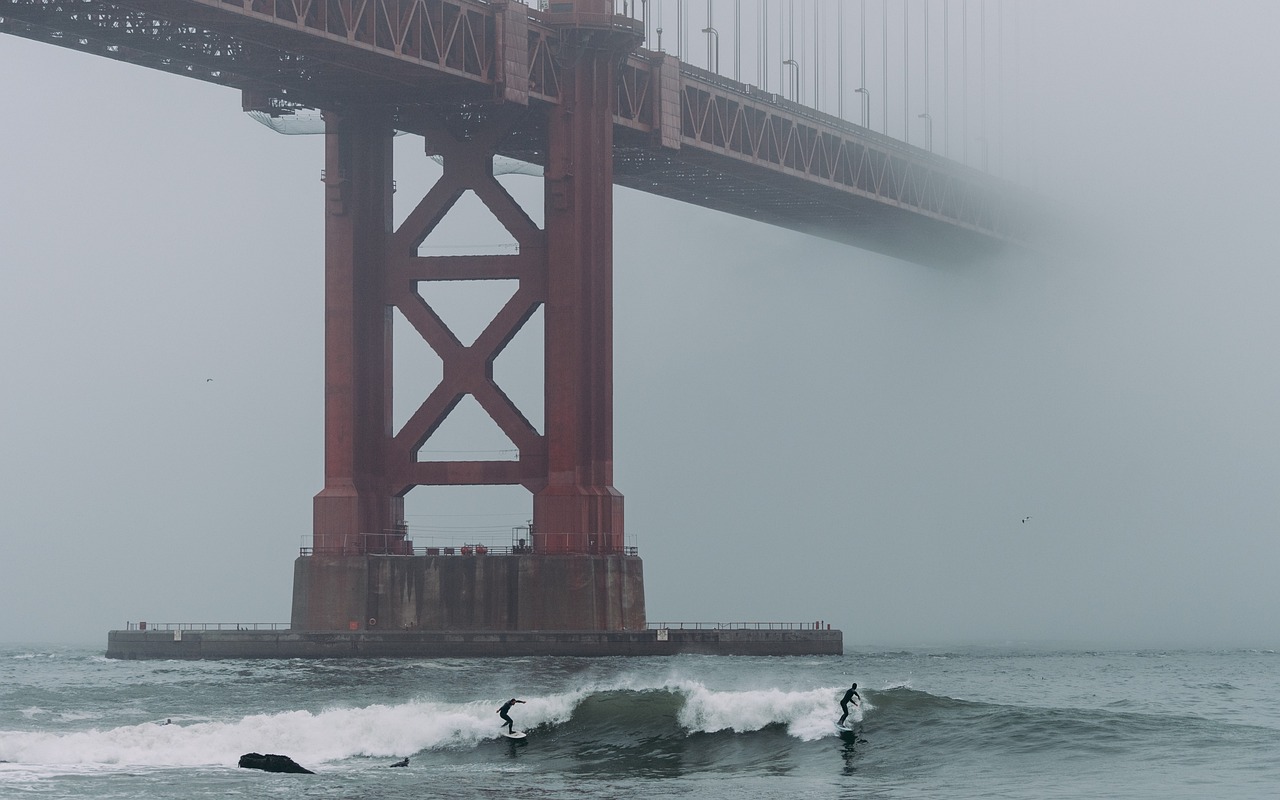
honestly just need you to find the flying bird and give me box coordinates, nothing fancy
[1021,516,1032,523]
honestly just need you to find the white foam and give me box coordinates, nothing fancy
[664,680,868,741]
[0,691,589,772]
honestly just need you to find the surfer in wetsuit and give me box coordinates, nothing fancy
[497,698,525,733]
[838,683,861,726]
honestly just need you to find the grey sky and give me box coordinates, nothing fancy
[2,2,1278,648]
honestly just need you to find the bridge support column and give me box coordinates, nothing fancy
[534,4,637,555]
[311,109,406,557]
[295,1,645,632]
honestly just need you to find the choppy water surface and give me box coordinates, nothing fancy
[2,646,1278,799]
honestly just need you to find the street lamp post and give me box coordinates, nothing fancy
[701,26,720,74]
[855,87,871,129]
[783,58,801,102]
[918,112,933,152]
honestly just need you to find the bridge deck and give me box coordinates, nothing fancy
[1,0,1031,263]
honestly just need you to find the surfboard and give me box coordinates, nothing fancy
[500,730,527,740]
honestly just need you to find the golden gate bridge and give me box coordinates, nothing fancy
[0,0,1037,656]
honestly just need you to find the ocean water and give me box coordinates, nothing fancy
[2,645,1277,799]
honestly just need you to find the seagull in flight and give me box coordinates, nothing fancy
[1021,516,1032,523]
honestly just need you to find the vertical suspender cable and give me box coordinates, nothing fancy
[813,0,820,110]
[781,0,787,94]
[838,1,844,119]
[963,0,968,165]
[926,0,936,128]
[980,0,986,170]
[801,0,808,105]
[737,0,747,81]
[997,0,1003,176]
[761,0,768,92]
[882,0,888,135]
[1013,0,1019,182]
[706,0,713,71]
[944,0,949,157]
[788,0,795,100]
[678,0,684,61]
[861,0,867,127]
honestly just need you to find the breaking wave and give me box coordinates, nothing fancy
[0,680,867,771]
[3,681,1223,778]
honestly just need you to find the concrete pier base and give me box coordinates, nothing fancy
[107,551,844,659]
[105,627,843,659]
[291,553,647,633]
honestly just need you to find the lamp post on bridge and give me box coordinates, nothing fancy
[701,26,719,74]
[918,112,933,153]
[855,87,875,130]
[783,58,801,102]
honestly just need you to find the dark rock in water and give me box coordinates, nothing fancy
[390,757,409,767]
[238,752,314,774]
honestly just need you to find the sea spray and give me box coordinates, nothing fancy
[674,682,861,740]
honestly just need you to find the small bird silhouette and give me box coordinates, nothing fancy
[1021,516,1032,523]
[206,378,213,382]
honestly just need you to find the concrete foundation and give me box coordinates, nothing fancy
[291,553,646,633]
[108,551,847,660]
[106,627,843,659]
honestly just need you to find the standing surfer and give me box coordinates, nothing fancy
[497,698,526,734]
[837,683,861,727]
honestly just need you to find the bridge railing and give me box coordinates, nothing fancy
[122,620,829,632]
[646,621,833,631]
[124,622,289,631]
[297,532,638,557]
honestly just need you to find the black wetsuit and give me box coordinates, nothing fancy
[498,699,519,732]
[838,687,861,725]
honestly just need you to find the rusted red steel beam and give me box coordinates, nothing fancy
[131,0,576,104]
[113,0,523,103]
[129,0,501,82]
[382,108,548,502]
[0,0,560,106]
[530,4,633,556]
[312,108,406,555]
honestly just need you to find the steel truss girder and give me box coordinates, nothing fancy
[387,107,548,497]
[3,0,1026,264]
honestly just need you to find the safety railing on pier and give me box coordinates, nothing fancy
[646,621,833,631]
[298,532,638,558]
[299,543,640,557]
[124,622,290,632]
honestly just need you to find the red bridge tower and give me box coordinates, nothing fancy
[294,0,646,633]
